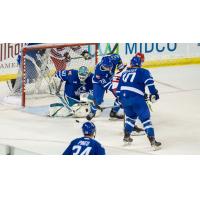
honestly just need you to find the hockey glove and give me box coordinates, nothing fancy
[64,52,71,62]
[81,50,92,60]
[149,93,159,103]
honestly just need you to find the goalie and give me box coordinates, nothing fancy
[49,66,95,118]
[11,44,91,95]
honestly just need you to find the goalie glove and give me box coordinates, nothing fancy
[149,92,159,103]
[81,50,92,60]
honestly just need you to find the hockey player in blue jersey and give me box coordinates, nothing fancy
[116,56,161,150]
[63,121,106,155]
[49,66,94,117]
[86,54,124,120]
[55,66,93,105]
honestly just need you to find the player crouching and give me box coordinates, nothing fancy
[48,66,99,118]
[116,56,161,150]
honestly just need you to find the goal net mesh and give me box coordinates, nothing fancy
[11,43,98,107]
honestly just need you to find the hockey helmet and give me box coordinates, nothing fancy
[135,52,145,63]
[130,56,142,67]
[101,56,113,69]
[110,54,124,70]
[82,121,96,136]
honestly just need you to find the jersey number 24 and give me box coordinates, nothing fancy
[72,145,92,155]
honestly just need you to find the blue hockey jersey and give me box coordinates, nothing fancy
[116,67,158,98]
[92,56,119,90]
[63,136,106,155]
[56,69,94,100]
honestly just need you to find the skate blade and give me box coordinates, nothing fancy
[109,118,124,121]
[152,145,162,151]
[131,132,145,136]
[123,141,132,146]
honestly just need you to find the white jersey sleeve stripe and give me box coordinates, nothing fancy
[144,78,154,84]
[146,83,155,87]
[121,86,144,96]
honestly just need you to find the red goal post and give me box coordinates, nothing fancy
[20,43,99,107]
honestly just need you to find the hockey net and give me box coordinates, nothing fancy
[11,43,98,107]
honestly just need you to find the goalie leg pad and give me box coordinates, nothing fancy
[71,103,90,118]
[48,103,72,117]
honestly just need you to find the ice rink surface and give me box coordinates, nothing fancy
[0,64,200,155]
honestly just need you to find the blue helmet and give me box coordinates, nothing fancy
[101,56,113,69]
[82,122,96,135]
[130,56,142,67]
[110,54,123,70]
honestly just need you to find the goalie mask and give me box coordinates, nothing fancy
[78,66,89,83]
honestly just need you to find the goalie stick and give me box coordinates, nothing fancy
[51,94,90,117]
[55,94,74,117]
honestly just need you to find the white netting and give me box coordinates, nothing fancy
[11,43,98,107]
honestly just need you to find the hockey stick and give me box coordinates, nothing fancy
[146,100,153,112]
[69,43,119,60]
[50,104,65,117]
[52,94,89,118]
[55,80,63,95]
[99,105,120,111]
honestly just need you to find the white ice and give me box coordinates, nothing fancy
[0,64,200,155]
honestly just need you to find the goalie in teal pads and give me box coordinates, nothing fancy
[49,66,97,118]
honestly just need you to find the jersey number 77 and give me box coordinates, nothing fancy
[122,72,136,83]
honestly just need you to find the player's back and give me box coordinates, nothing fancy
[63,136,105,155]
[117,67,152,98]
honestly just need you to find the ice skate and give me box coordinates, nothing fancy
[109,109,124,120]
[86,112,95,121]
[123,132,133,144]
[148,136,162,151]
